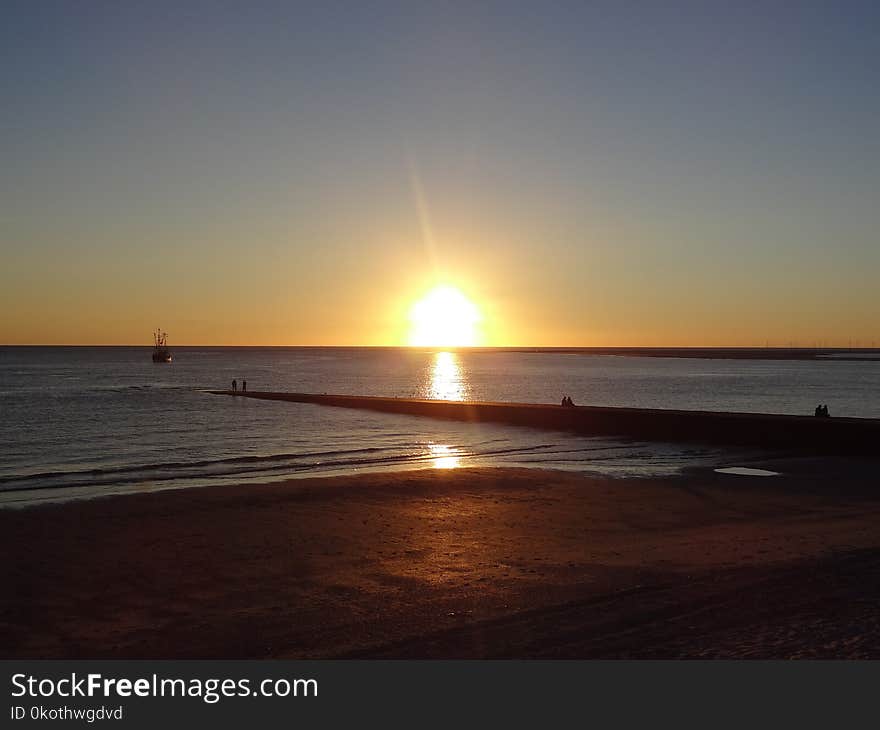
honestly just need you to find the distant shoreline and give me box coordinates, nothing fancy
[3,345,880,361]
[492,347,880,361]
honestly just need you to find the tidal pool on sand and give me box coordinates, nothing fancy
[715,467,781,477]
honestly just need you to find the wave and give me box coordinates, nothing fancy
[0,446,401,487]
[0,433,720,499]
[0,440,618,495]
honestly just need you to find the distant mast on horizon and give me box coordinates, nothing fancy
[152,329,172,363]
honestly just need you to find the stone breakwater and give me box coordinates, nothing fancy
[209,391,880,455]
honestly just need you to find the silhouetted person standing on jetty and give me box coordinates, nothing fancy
[242,380,247,392]
[232,379,237,393]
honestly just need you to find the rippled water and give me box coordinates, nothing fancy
[2,346,878,505]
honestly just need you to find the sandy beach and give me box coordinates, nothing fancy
[2,464,880,659]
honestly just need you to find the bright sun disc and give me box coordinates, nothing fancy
[408,286,481,347]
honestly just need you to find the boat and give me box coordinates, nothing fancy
[152,329,172,363]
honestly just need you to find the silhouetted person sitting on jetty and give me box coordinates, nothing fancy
[561,396,575,407]
[814,404,830,418]
[232,379,237,393]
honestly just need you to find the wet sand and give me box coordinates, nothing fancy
[2,465,880,659]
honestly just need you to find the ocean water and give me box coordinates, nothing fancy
[2,346,879,506]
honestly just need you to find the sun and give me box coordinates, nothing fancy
[408,285,482,347]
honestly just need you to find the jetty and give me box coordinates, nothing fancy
[208,391,880,456]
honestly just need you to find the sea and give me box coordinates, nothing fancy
[2,346,880,507]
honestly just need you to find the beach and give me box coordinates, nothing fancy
[3,463,880,659]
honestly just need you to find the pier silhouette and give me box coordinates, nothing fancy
[209,391,880,455]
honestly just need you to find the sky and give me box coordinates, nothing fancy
[2,1,879,346]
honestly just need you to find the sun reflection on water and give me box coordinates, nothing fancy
[428,443,461,469]
[427,351,468,401]
[419,352,468,468]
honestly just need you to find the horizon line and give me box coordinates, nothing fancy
[3,344,880,351]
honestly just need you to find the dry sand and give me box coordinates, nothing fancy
[2,465,880,658]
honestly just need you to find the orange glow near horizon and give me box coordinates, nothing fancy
[408,286,482,347]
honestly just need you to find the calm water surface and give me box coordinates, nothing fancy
[2,347,878,506]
